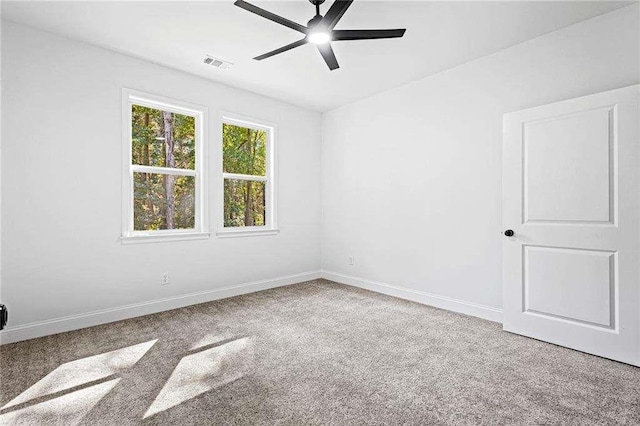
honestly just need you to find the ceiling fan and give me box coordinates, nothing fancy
[234,0,406,70]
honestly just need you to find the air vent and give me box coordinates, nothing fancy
[203,55,233,70]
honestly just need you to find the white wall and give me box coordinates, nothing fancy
[321,5,640,311]
[2,4,639,341]
[1,22,322,331]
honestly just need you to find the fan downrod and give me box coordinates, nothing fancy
[309,0,325,18]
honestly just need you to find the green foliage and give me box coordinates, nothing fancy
[133,173,195,230]
[222,124,267,227]
[131,105,196,231]
[223,124,266,175]
[131,110,269,231]
[224,180,265,227]
[131,105,195,169]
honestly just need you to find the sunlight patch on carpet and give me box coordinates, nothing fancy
[144,337,252,419]
[0,378,120,426]
[2,339,156,410]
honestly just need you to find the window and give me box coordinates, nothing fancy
[219,114,277,237]
[122,89,209,243]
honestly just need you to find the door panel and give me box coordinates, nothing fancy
[503,85,639,366]
[523,107,613,223]
[524,246,614,328]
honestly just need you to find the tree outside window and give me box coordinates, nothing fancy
[122,90,207,242]
[221,119,273,230]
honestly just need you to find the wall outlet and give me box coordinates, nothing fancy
[161,272,170,286]
[348,256,355,266]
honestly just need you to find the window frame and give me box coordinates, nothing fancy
[217,112,278,238]
[121,88,210,244]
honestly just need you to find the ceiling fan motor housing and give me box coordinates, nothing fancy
[308,15,323,27]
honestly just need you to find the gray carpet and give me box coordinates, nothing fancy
[1,279,639,425]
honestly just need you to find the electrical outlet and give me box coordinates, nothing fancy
[161,272,170,286]
[348,256,355,266]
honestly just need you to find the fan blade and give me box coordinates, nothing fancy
[254,39,308,60]
[332,29,406,41]
[234,0,308,34]
[321,0,353,29]
[317,43,339,70]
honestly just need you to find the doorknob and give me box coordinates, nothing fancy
[504,229,514,237]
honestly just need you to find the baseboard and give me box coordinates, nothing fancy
[0,270,501,345]
[0,270,322,345]
[321,270,503,323]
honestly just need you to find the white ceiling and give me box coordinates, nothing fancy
[1,1,632,111]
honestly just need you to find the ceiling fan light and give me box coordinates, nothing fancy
[308,31,331,44]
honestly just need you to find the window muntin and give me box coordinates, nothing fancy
[123,90,207,241]
[221,117,275,232]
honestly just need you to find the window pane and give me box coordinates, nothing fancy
[132,105,195,170]
[134,172,195,231]
[224,179,266,227]
[223,123,267,176]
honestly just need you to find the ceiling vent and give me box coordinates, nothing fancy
[203,55,233,70]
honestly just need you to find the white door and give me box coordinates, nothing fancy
[503,85,639,366]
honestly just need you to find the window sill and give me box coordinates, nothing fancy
[120,232,212,244]
[216,228,279,238]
